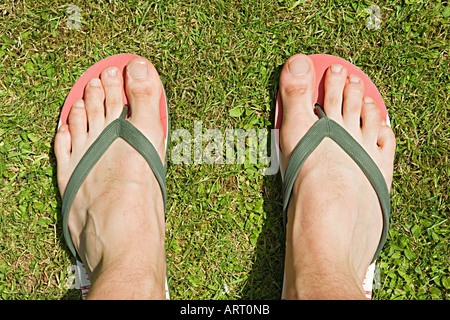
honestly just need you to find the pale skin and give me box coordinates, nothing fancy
[279,54,395,299]
[55,57,167,299]
[54,54,395,300]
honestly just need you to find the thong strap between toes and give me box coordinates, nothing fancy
[282,104,391,263]
[61,105,167,258]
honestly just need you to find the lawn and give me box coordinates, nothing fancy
[0,0,448,300]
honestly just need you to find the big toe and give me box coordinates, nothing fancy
[279,54,317,120]
[279,54,318,166]
[124,57,165,160]
[125,57,162,123]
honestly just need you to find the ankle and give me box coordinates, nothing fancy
[285,251,365,299]
[88,257,166,299]
[290,269,365,299]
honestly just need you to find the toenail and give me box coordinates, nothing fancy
[364,96,374,103]
[74,100,84,108]
[349,74,360,83]
[89,78,101,87]
[331,64,342,74]
[107,67,118,77]
[58,124,67,132]
[128,61,148,79]
[288,56,310,76]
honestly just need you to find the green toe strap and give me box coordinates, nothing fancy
[282,104,391,263]
[61,105,167,259]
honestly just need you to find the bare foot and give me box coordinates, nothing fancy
[55,57,166,299]
[279,54,395,299]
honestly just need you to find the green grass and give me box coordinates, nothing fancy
[0,0,448,300]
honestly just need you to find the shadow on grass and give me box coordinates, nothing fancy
[241,64,285,299]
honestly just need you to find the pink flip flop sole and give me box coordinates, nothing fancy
[59,53,168,139]
[275,54,388,132]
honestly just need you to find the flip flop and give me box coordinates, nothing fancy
[275,54,391,300]
[58,53,170,299]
